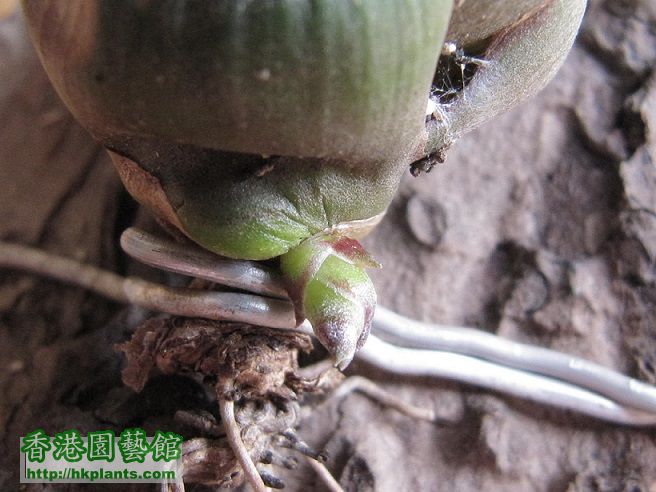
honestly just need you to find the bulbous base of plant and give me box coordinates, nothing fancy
[108,141,404,261]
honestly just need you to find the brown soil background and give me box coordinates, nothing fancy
[1,1,656,491]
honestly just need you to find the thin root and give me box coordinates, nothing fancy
[332,376,441,423]
[174,410,224,438]
[281,430,327,462]
[259,469,285,489]
[218,398,268,492]
[305,456,345,492]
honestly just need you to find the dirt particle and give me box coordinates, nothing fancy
[256,68,272,81]
[6,359,24,373]
[506,269,550,317]
[405,194,448,248]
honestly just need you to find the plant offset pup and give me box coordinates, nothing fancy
[22,0,586,368]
